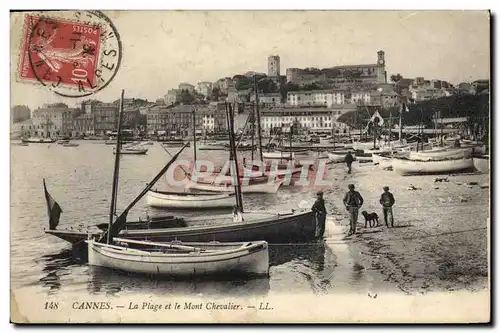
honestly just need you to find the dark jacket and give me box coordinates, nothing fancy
[311,198,327,214]
[345,153,355,164]
[379,192,395,208]
[343,190,364,208]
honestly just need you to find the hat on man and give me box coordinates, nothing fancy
[348,184,355,189]
[383,186,389,191]
[317,190,324,196]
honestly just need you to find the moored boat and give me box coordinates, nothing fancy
[46,209,317,245]
[113,148,148,155]
[86,238,269,277]
[185,178,283,194]
[146,190,235,209]
[391,157,474,175]
[327,153,346,163]
[62,142,79,147]
[408,148,472,161]
[263,151,295,160]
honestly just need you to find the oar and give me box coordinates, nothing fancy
[113,237,204,252]
[160,143,191,178]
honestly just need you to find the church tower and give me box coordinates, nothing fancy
[376,50,387,83]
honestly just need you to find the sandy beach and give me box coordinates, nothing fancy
[323,161,489,294]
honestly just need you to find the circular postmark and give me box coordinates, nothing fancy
[25,10,122,98]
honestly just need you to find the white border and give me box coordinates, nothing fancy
[3,1,498,332]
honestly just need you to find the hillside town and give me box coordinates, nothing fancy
[11,50,489,140]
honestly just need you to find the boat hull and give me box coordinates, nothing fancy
[185,179,283,193]
[409,148,472,161]
[87,240,269,277]
[473,156,489,174]
[392,157,474,175]
[262,152,295,160]
[146,190,235,209]
[45,210,318,245]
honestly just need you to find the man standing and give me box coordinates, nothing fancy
[311,191,327,239]
[343,184,364,235]
[379,186,395,227]
[344,151,355,174]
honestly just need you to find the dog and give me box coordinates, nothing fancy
[361,211,379,228]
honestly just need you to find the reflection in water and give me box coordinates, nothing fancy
[38,247,87,294]
[86,266,271,297]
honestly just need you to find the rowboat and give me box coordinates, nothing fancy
[391,157,474,175]
[473,155,489,174]
[57,140,70,144]
[354,151,373,162]
[199,142,226,150]
[13,142,29,146]
[185,178,283,194]
[46,210,317,245]
[263,151,295,160]
[146,190,235,209]
[86,238,269,277]
[408,148,472,161]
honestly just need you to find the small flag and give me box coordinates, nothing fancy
[370,111,384,126]
[43,179,63,230]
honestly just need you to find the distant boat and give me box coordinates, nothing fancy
[162,141,190,148]
[113,147,148,155]
[473,155,489,174]
[13,142,29,146]
[57,140,70,145]
[86,238,269,278]
[22,137,56,144]
[62,142,79,147]
[263,151,295,160]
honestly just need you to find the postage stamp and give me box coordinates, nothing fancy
[17,10,122,97]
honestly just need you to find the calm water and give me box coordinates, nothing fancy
[10,141,391,297]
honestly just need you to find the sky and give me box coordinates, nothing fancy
[10,10,490,110]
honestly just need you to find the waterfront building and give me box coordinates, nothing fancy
[31,104,76,137]
[11,105,31,123]
[287,90,347,107]
[73,113,94,136]
[260,105,356,135]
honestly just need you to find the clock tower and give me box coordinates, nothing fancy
[376,50,387,83]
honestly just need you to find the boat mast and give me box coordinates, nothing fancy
[107,90,125,244]
[440,110,444,146]
[399,104,403,143]
[192,108,197,164]
[253,75,264,162]
[331,110,336,150]
[226,103,244,212]
[388,111,392,146]
[251,106,255,161]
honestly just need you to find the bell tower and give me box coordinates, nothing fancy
[376,50,387,83]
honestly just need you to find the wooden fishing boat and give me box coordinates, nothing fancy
[13,142,29,146]
[86,238,269,277]
[57,140,70,144]
[327,153,346,163]
[408,148,472,161]
[354,151,373,162]
[473,155,489,174]
[146,190,236,209]
[46,209,317,245]
[391,157,474,175]
[199,142,226,150]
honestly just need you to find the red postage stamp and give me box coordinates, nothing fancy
[17,11,121,98]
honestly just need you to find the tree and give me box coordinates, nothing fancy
[179,89,194,104]
[258,78,278,94]
[390,73,403,83]
[211,87,221,101]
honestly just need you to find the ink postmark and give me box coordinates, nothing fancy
[18,11,122,98]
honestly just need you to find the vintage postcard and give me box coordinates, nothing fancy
[9,10,490,323]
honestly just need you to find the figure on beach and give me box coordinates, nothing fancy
[344,151,355,174]
[343,184,364,235]
[311,190,327,239]
[379,186,395,227]
[232,205,244,223]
